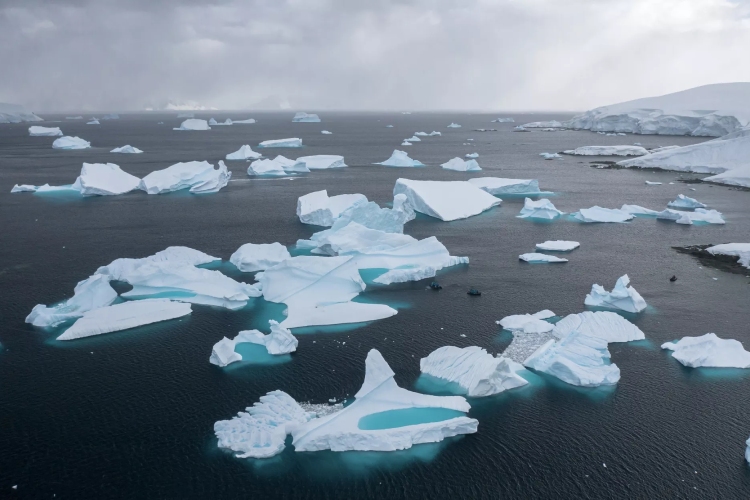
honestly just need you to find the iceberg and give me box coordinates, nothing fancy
[620,204,663,216]
[233,118,256,124]
[292,112,321,123]
[173,118,211,131]
[441,158,481,172]
[0,102,42,123]
[491,117,514,123]
[563,145,648,156]
[497,310,555,334]
[321,130,332,134]
[513,126,528,132]
[447,123,461,128]
[29,126,62,137]
[375,150,424,168]
[101,114,119,120]
[706,243,750,269]
[572,206,634,223]
[405,136,421,142]
[78,163,141,196]
[554,311,645,343]
[230,242,291,272]
[10,184,37,193]
[414,132,428,136]
[420,346,528,397]
[401,141,412,146]
[226,145,262,160]
[519,253,568,263]
[667,194,707,209]
[522,120,564,128]
[208,118,232,126]
[96,246,221,278]
[52,136,91,150]
[258,138,302,148]
[517,198,564,220]
[296,155,346,170]
[300,222,417,256]
[210,320,298,367]
[296,190,368,226]
[272,155,309,173]
[66,116,83,120]
[661,333,750,368]
[57,299,191,340]
[465,153,479,158]
[468,177,542,196]
[656,208,725,225]
[247,158,288,176]
[429,131,441,136]
[585,274,647,313]
[110,145,143,154]
[645,181,662,185]
[86,119,100,125]
[539,153,562,159]
[536,240,579,252]
[140,160,230,194]
[26,274,118,328]
[393,179,501,221]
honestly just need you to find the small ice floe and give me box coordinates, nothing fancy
[517,198,564,220]
[563,145,648,156]
[513,126,528,132]
[52,136,91,150]
[66,116,83,120]
[429,131,441,136]
[393,179,501,221]
[405,135,421,142]
[247,158,289,176]
[420,346,528,396]
[585,274,647,313]
[10,184,37,193]
[465,153,479,158]
[447,123,461,128]
[258,138,302,148]
[645,181,662,185]
[572,206,634,223]
[173,118,211,131]
[522,120,564,129]
[656,208,725,225]
[375,150,424,167]
[386,124,394,128]
[519,253,568,263]
[540,153,562,159]
[140,161,230,194]
[297,155,346,169]
[497,310,555,334]
[536,240,579,252]
[705,243,750,269]
[210,320,298,367]
[401,141,412,146]
[110,145,143,154]
[297,190,368,226]
[86,118,100,125]
[667,194,707,209]
[233,118,256,124]
[226,145,262,160]
[12,163,141,196]
[292,112,321,122]
[441,158,481,172]
[230,242,291,272]
[321,130,332,134]
[662,333,750,368]
[746,437,750,464]
[208,118,232,126]
[492,117,514,123]
[29,126,62,137]
[620,204,663,216]
[468,177,543,196]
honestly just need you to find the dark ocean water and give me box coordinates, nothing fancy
[1,112,749,499]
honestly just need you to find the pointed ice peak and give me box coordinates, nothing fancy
[354,349,395,399]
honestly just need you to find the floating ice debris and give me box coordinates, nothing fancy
[233,118,256,124]
[585,274,647,313]
[405,135,421,142]
[297,190,368,226]
[86,119,100,125]
[513,126,528,132]
[247,158,288,176]
[706,243,750,269]
[667,194,707,209]
[522,120,564,129]
[292,112,321,123]
[393,179,501,221]
[497,311,555,334]
[517,198,564,220]
[321,130,332,134]
[656,208,725,225]
[572,206,634,223]
[299,222,416,256]
[297,155,346,170]
[420,346,528,396]
[662,333,750,368]
[465,153,479,158]
[78,163,141,195]
[563,145,648,156]
[258,138,302,148]
[52,136,91,150]
[173,118,211,131]
[208,118,232,126]
[492,117,514,123]
[57,299,191,340]
[468,177,543,196]
[26,274,117,327]
[375,149,424,167]
[226,145,262,160]
[536,241,579,252]
[519,253,568,263]
[210,320,298,366]
[540,153,562,159]
[29,126,62,137]
[645,181,662,185]
[401,141,412,146]
[140,160,230,194]
[230,242,291,272]
[447,123,461,128]
[110,145,143,154]
[210,337,242,367]
[441,158,481,172]
[271,156,309,173]
[746,437,750,464]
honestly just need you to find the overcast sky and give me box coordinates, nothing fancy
[2,0,749,112]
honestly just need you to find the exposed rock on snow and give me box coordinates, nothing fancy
[296,155,346,170]
[230,242,291,272]
[572,206,634,223]
[519,253,568,263]
[563,145,648,156]
[210,320,298,367]
[706,243,750,269]
[667,194,707,209]
[375,150,424,168]
[26,274,118,327]
[393,179,501,221]
[52,136,91,150]
[0,102,42,123]
[110,145,143,154]
[662,333,750,368]
[297,190,368,226]
[29,126,62,137]
[517,198,564,220]
[441,158,481,172]
[140,161,230,194]
[259,138,302,148]
[536,240,579,252]
[226,145,262,160]
[585,274,647,313]
[468,178,543,196]
[173,118,211,131]
[292,112,321,123]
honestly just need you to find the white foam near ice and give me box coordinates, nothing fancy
[662,333,750,368]
[173,118,211,131]
[296,190,368,226]
[52,136,91,150]
[230,242,291,272]
[111,145,143,154]
[375,150,424,168]
[517,198,564,220]
[584,274,647,313]
[393,179,501,221]
[226,145,262,160]
[29,126,62,137]
[139,160,231,194]
[441,158,481,172]
[536,241,579,252]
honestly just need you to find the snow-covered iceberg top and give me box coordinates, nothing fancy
[173,118,211,131]
[258,138,302,148]
[140,160,230,194]
[667,194,707,209]
[29,126,62,137]
[522,120,564,128]
[420,346,528,397]
[292,112,321,122]
[553,311,645,343]
[497,310,555,334]
[26,274,118,328]
[297,190,368,226]
[585,274,647,313]
[393,179,501,221]
[706,243,750,269]
[447,123,461,128]
[517,198,563,220]
[297,155,346,169]
[539,152,562,160]
[111,145,143,154]
[0,102,42,123]
[210,320,298,367]
[441,157,481,172]
[57,299,191,340]
[230,242,291,272]
[468,177,543,196]
[209,118,232,126]
[233,118,256,124]
[52,136,91,150]
[656,208,725,225]
[536,240,579,252]
[563,145,648,156]
[247,158,288,176]
[519,253,568,263]
[662,333,750,368]
[572,206,633,223]
[375,149,424,168]
[226,145,262,160]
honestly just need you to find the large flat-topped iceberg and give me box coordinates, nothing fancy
[573,206,633,223]
[536,240,579,252]
[468,177,542,196]
[564,83,750,136]
[52,136,91,150]
[662,333,750,368]
[29,126,62,137]
[668,194,707,209]
[292,112,321,122]
[519,253,568,263]
[0,102,42,123]
[57,299,191,340]
[563,145,648,156]
[173,118,210,131]
[26,274,117,328]
[585,274,647,313]
[375,150,424,168]
[517,198,563,220]
[291,349,478,452]
[297,190,368,226]
[140,160,230,194]
[259,138,302,148]
[297,155,346,170]
[441,158,481,172]
[230,242,291,272]
[656,208,725,225]
[447,123,461,128]
[110,145,143,154]
[553,311,645,343]
[226,145,262,160]
[393,179,501,221]
[706,243,750,269]
[420,346,528,397]
[78,163,141,196]
[210,320,298,367]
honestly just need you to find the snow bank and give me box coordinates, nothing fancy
[468,177,542,196]
[226,145,262,160]
[140,160,230,194]
[52,136,91,150]
[517,198,564,220]
[393,179,501,221]
[259,138,302,148]
[585,274,647,313]
[29,126,62,137]
[662,333,750,368]
[519,253,568,263]
[563,145,648,156]
[292,112,321,123]
[26,274,117,327]
[375,150,424,168]
[230,242,291,272]
[297,190,368,226]
[706,243,750,269]
[173,119,211,131]
[111,145,143,154]
[572,206,633,223]
[536,240,579,251]
[297,155,346,170]
[667,194,707,209]
[441,158,481,172]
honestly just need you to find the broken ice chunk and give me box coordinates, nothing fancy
[226,145,262,160]
[26,274,118,327]
[230,242,291,272]
[52,136,91,150]
[173,119,210,131]
[140,161,230,194]
[258,138,302,148]
[584,275,647,313]
[296,155,346,169]
[292,112,321,123]
[667,194,707,209]
[441,158,481,172]
[517,198,564,220]
[393,179,501,221]
[536,241,579,252]
[29,126,62,137]
[662,333,750,368]
[375,150,424,167]
[296,190,368,226]
[110,145,143,154]
[572,206,633,223]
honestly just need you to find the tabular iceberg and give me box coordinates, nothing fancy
[209,118,232,126]
[706,243,750,269]
[572,206,634,223]
[393,179,501,221]
[585,274,647,313]
[26,274,118,328]
[173,119,211,131]
[297,190,368,226]
[540,153,562,159]
[667,194,707,209]
[230,242,291,272]
[78,163,141,196]
[536,240,579,251]
[656,208,725,225]
[447,123,461,128]
[420,346,528,397]
[140,160,230,194]
[52,136,91,150]
[661,333,750,368]
[375,150,424,168]
[645,181,662,185]
[441,158,481,172]
[110,145,143,154]
[292,112,321,123]
[210,320,298,367]
[29,126,62,137]
[553,311,645,343]
[258,138,302,148]
[273,156,309,173]
[517,198,563,220]
[563,145,648,156]
[57,299,191,340]
[519,253,568,263]
[226,145,262,160]
[296,155,346,170]
[468,177,542,196]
